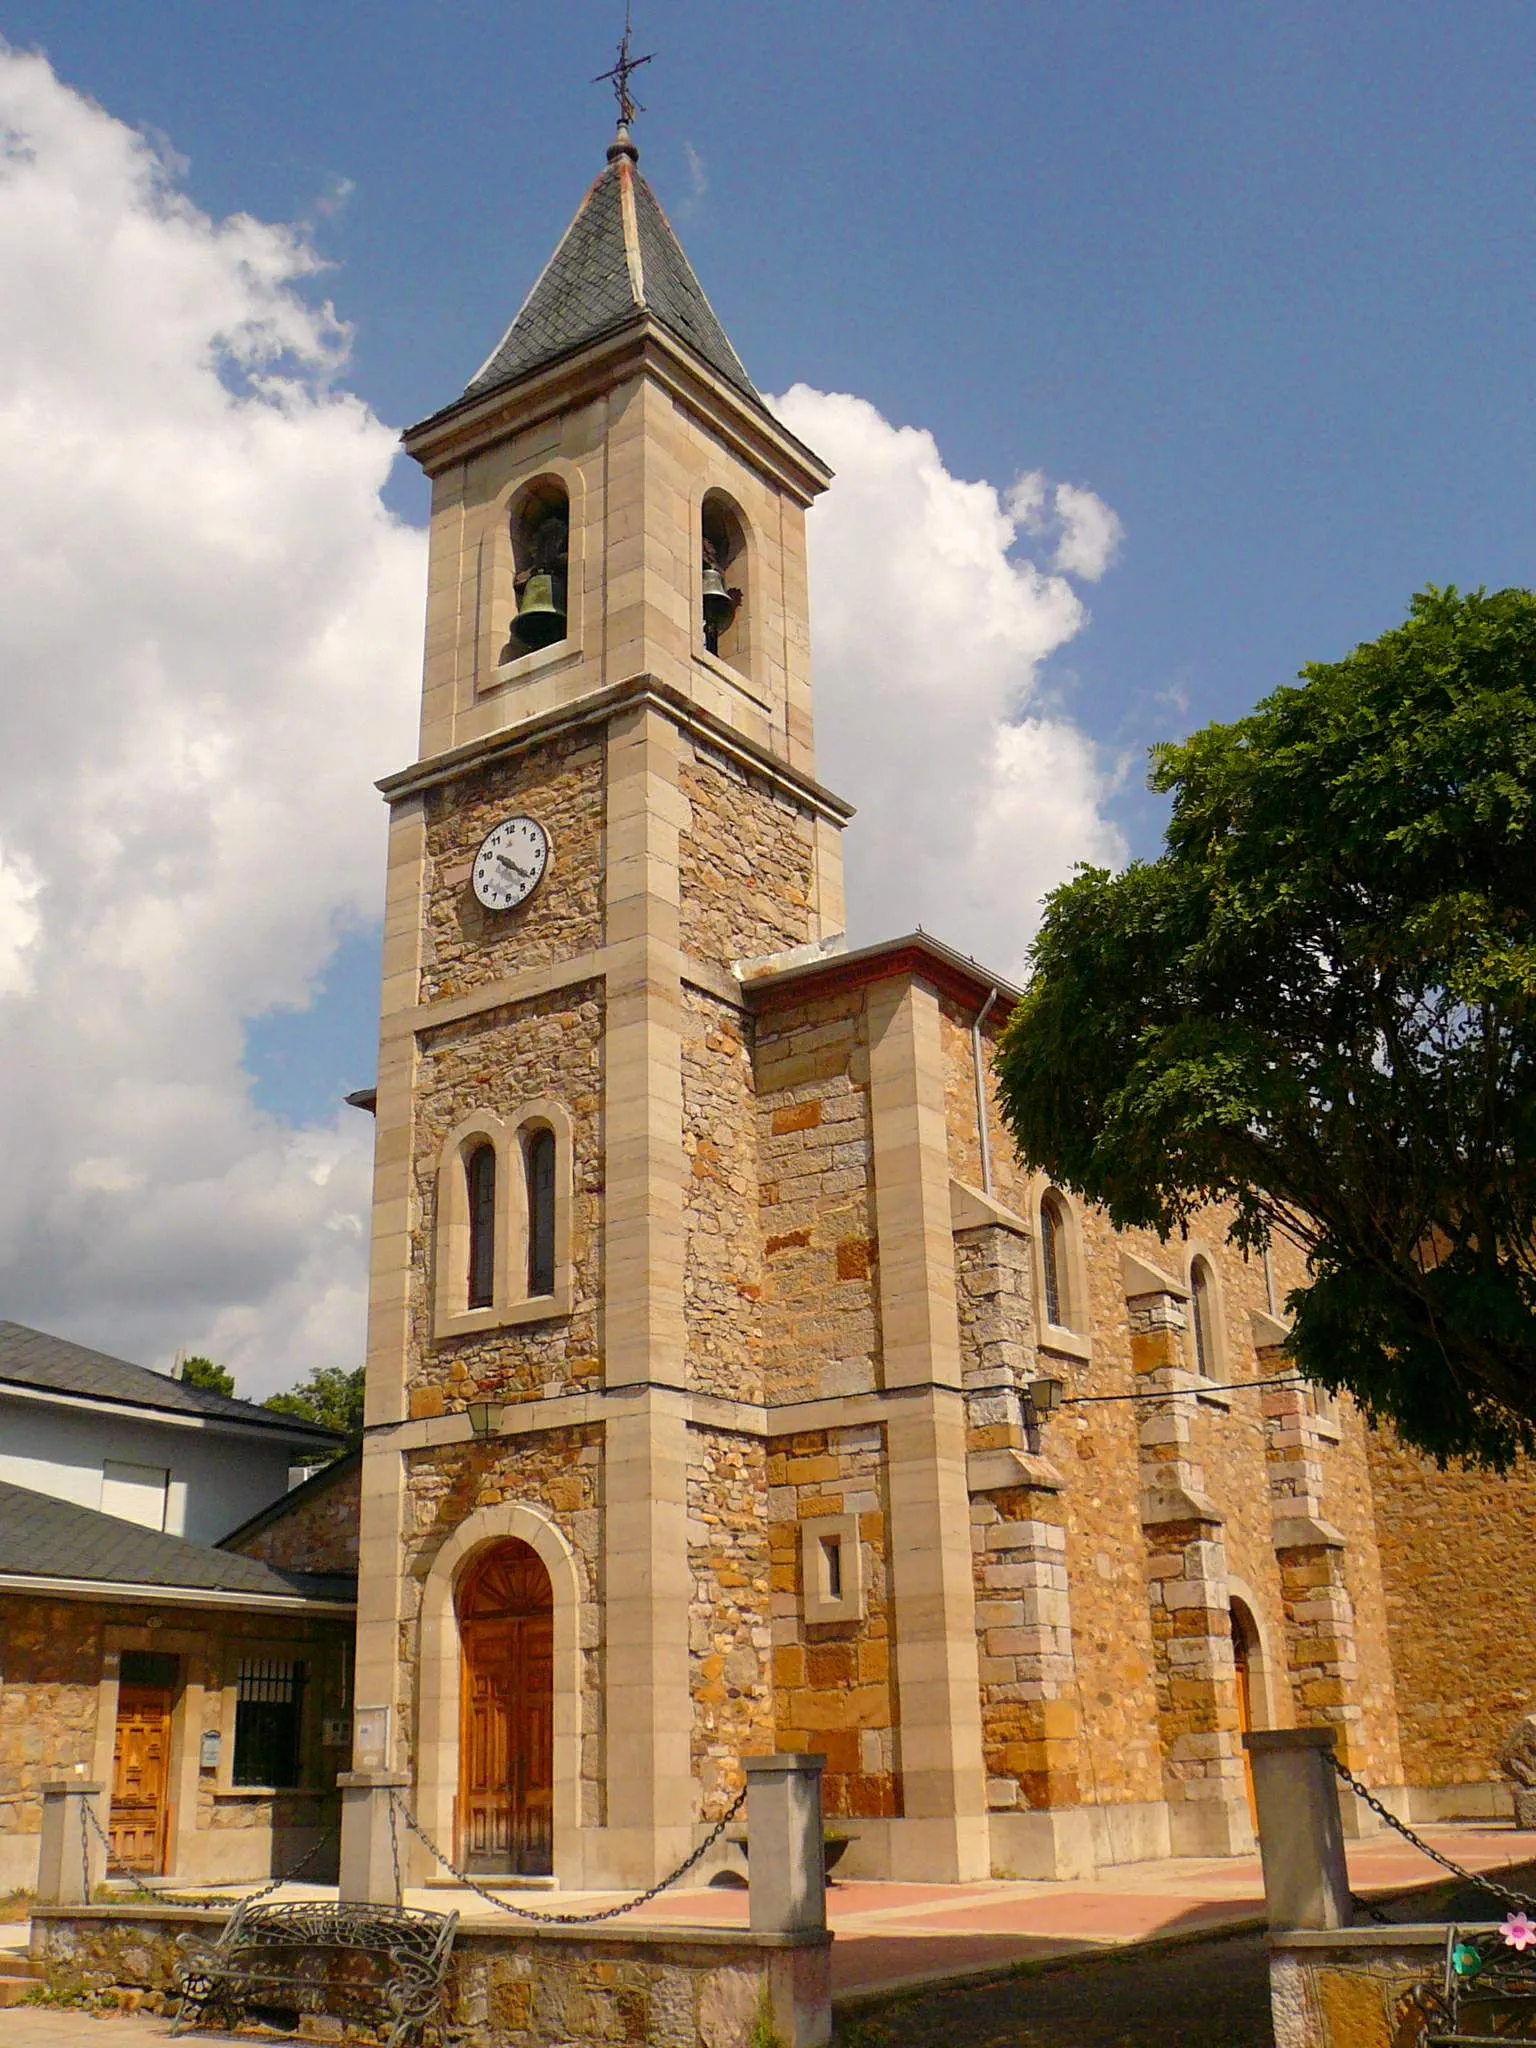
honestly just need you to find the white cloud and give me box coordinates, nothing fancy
[0,48,422,1395]
[771,388,1127,976]
[1007,470,1124,582]
[1051,481,1124,582]
[0,51,1129,1398]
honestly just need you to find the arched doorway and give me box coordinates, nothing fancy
[457,1540,554,1875]
[1231,1600,1259,1832]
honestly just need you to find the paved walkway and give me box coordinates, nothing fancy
[0,1820,1531,2042]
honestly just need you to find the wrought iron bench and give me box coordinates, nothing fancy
[1400,1923,1536,2044]
[172,1898,458,2047]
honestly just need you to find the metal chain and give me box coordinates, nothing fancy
[388,1783,747,1924]
[1330,1755,1536,1915]
[389,1786,403,1908]
[80,1794,337,1909]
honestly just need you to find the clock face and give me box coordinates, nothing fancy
[471,815,550,912]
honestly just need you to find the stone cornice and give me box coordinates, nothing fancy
[740,931,1021,1016]
[402,317,832,505]
[376,672,855,827]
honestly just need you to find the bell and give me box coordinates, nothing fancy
[701,562,735,648]
[513,571,566,651]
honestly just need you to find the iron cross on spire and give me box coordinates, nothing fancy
[593,5,654,128]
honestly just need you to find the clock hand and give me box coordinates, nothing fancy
[496,854,534,879]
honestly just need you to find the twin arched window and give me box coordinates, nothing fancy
[438,1105,573,1336]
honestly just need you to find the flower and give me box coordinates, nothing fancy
[1452,1942,1483,1979]
[1500,1912,1535,1950]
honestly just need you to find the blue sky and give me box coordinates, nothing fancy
[0,4,1531,1378]
[20,2,1533,693]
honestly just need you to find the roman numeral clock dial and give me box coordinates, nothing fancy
[471,815,550,912]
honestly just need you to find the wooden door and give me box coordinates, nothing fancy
[110,1686,173,1873]
[1231,1610,1258,1833]
[458,1542,554,1876]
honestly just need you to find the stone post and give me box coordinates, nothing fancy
[746,1753,826,1934]
[36,1782,106,1906]
[746,1755,833,2048]
[1244,1729,1352,1931]
[337,1769,413,1904]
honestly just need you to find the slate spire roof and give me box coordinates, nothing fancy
[464,128,757,406]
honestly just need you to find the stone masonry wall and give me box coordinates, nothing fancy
[686,1428,773,1818]
[679,739,816,970]
[228,1456,361,1575]
[954,1222,1084,1814]
[402,1430,602,1817]
[33,1906,832,2048]
[754,994,879,1406]
[681,988,763,1404]
[1321,1411,1405,1786]
[420,732,605,1003]
[769,1425,898,1819]
[0,1597,349,1882]
[1366,1427,1536,1794]
[0,1595,98,1860]
[411,982,603,1410]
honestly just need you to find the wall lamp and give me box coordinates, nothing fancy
[465,1398,505,1439]
[1025,1377,1065,1419]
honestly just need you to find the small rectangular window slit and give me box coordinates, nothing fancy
[802,1513,863,1624]
[821,1535,842,1604]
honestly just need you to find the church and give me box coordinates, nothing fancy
[344,109,1534,1896]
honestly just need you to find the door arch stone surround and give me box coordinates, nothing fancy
[414,1500,588,1887]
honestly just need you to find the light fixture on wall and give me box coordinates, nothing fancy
[465,1398,505,1439]
[1025,1377,1065,1419]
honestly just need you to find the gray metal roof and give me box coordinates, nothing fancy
[0,1479,355,1604]
[0,1321,341,1444]
[464,144,757,405]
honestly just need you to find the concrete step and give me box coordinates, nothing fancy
[0,1957,46,1981]
[0,1981,35,2008]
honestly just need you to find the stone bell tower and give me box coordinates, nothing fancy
[349,115,850,1889]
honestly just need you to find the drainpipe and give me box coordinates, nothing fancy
[972,988,1000,1196]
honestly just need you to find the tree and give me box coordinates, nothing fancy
[264,1365,366,1455]
[179,1354,236,1398]
[996,586,1536,1468]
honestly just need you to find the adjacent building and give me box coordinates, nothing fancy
[0,1327,355,1891]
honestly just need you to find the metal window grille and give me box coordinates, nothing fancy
[233,1659,307,1789]
[467,1144,496,1310]
[526,1127,556,1298]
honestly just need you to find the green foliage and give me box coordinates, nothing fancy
[996,586,1536,1467]
[748,1987,788,2048]
[178,1354,235,1397]
[264,1364,366,1453]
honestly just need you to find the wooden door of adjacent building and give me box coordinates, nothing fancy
[457,1541,554,1876]
[109,1662,177,1874]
